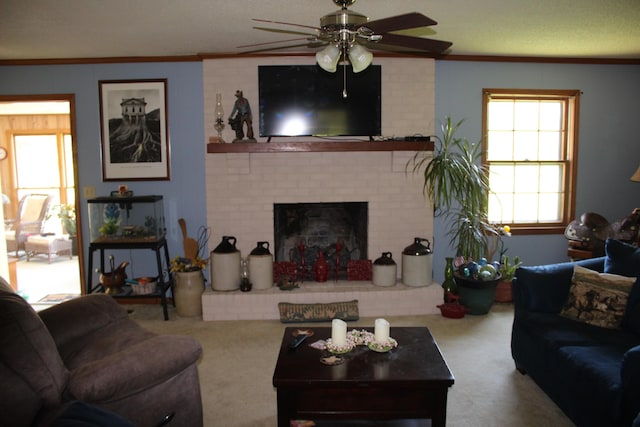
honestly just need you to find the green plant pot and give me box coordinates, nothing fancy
[454,273,500,315]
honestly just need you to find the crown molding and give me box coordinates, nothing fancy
[1,52,638,66]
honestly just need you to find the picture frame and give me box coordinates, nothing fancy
[99,79,170,181]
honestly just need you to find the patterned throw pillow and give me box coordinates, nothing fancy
[278,300,359,323]
[560,265,635,329]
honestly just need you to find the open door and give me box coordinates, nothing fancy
[0,95,85,304]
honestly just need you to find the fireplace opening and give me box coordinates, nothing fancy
[274,202,368,280]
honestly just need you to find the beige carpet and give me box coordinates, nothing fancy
[129,303,574,427]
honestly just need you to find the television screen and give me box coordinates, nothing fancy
[258,65,381,138]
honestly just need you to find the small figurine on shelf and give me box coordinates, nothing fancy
[228,90,256,143]
[110,184,133,197]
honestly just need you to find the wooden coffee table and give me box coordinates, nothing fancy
[272,326,454,427]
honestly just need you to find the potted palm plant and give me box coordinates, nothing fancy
[410,117,497,258]
[409,117,503,314]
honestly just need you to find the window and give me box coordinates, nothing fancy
[11,131,74,207]
[482,89,580,234]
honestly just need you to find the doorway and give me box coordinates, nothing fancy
[0,95,84,306]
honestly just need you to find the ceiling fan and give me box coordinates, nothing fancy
[241,0,452,74]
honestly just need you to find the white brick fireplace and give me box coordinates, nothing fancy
[201,56,440,320]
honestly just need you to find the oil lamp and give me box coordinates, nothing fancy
[213,93,225,143]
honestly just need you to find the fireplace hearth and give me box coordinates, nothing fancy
[274,202,367,280]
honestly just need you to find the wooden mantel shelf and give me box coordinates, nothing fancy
[206,139,434,154]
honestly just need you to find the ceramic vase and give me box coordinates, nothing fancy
[174,270,205,317]
[442,257,458,303]
[314,252,329,282]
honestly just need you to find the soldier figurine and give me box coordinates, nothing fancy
[228,90,255,142]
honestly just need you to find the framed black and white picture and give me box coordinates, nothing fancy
[99,79,170,181]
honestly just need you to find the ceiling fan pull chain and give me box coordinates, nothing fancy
[343,44,348,98]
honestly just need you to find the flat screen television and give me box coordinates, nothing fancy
[258,64,381,138]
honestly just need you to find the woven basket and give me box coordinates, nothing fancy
[131,279,157,295]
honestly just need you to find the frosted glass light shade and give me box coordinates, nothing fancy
[316,45,341,73]
[348,43,373,73]
[631,165,640,182]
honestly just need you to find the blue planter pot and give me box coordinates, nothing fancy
[454,273,500,315]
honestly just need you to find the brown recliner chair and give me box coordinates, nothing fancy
[0,281,203,427]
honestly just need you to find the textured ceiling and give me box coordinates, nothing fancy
[1,0,639,61]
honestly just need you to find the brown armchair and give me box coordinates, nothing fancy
[5,194,53,256]
[0,283,203,427]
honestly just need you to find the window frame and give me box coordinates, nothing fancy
[482,88,580,235]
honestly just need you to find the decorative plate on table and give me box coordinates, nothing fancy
[368,337,398,353]
[324,338,355,354]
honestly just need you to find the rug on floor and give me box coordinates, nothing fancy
[37,293,79,304]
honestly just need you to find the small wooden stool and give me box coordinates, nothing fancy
[25,235,73,263]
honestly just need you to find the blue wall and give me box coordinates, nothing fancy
[1,59,639,284]
[0,62,205,283]
[432,60,640,281]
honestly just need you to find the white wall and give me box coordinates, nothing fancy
[203,57,436,275]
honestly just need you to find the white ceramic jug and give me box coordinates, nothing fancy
[401,237,433,287]
[210,236,241,291]
[248,241,273,290]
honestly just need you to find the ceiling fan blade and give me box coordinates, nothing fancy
[254,26,317,37]
[368,33,452,54]
[238,37,315,49]
[253,18,320,31]
[361,12,437,33]
[239,42,326,54]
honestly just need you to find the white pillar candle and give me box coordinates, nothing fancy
[331,318,347,346]
[374,318,390,343]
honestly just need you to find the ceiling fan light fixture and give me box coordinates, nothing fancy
[316,44,341,72]
[348,43,373,73]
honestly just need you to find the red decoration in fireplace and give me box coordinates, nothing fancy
[334,240,343,281]
[347,260,373,281]
[314,252,329,282]
[273,261,297,283]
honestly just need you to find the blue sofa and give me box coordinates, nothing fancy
[511,239,640,427]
